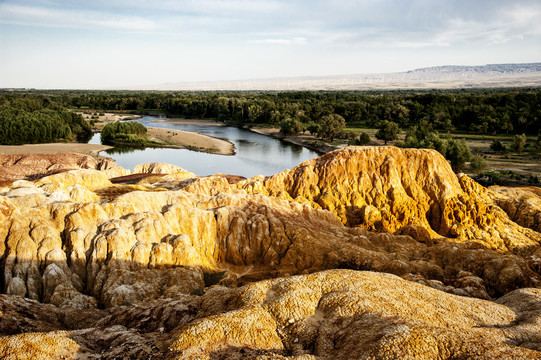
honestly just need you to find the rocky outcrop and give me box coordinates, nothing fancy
[490,185,541,233]
[0,153,129,184]
[1,270,541,359]
[0,147,540,359]
[231,146,541,253]
[134,162,195,176]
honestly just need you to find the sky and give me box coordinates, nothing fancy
[1,0,540,89]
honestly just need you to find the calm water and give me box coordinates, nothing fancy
[90,116,319,177]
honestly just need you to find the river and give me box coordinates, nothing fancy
[90,115,320,178]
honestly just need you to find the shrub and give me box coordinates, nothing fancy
[357,132,371,145]
[469,155,488,174]
[490,140,506,153]
[512,133,527,153]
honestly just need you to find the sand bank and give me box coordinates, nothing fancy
[0,127,234,159]
[0,143,113,159]
[146,127,234,155]
[152,118,225,126]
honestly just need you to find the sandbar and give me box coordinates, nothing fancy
[0,143,113,159]
[152,118,226,126]
[0,127,235,158]
[146,127,235,155]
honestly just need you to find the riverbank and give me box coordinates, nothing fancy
[152,118,226,127]
[153,118,337,155]
[0,143,113,159]
[146,127,235,155]
[0,126,234,160]
[248,126,338,154]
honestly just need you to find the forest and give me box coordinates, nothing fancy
[1,87,540,143]
[0,95,91,144]
[54,88,541,136]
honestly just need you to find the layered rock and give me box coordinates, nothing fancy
[0,153,129,184]
[134,162,195,176]
[1,270,541,359]
[1,146,541,359]
[490,185,541,233]
[228,146,541,253]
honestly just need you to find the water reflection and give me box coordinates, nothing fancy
[96,115,319,177]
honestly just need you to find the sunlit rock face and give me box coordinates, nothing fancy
[489,185,541,233]
[0,153,129,184]
[230,147,541,253]
[0,146,540,359]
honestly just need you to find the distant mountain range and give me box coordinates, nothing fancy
[130,63,541,91]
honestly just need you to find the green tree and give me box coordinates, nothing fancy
[512,133,527,153]
[101,121,147,144]
[469,155,488,174]
[318,114,345,142]
[490,140,506,153]
[357,132,371,145]
[532,133,541,159]
[280,117,303,136]
[306,122,320,136]
[375,121,399,145]
[446,139,472,172]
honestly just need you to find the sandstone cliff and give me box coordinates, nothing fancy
[0,146,540,359]
[228,146,541,253]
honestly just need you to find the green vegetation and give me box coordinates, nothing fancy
[476,170,540,187]
[470,155,489,174]
[318,114,346,141]
[446,139,472,172]
[46,88,540,136]
[1,89,540,179]
[101,121,162,147]
[0,96,91,144]
[2,88,534,137]
[280,117,303,135]
[101,121,147,143]
[375,121,399,145]
[399,124,473,171]
[357,132,371,145]
[490,139,507,153]
[512,133,527,153]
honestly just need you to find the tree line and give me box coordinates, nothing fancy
[0,95,91,145]
[1,89,540,159]
[37,88,540,136]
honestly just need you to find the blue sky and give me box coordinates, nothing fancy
[1,0,540,89]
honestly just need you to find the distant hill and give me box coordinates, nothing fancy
[128,63,541,91]
[409,63,541,75]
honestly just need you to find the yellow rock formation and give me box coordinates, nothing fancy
[0,146,540,358]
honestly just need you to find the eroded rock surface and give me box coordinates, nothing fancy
[0,153,129,184]
[231,147,541,253]
[1,270,541,359]
[490,185,541,233]
[0,146,540,359]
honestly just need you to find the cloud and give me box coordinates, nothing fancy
[250,37,307,45]
[1,0,540,49]
[0,3,158,32]
[313,0,541,49]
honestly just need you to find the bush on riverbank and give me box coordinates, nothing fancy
[101,121,147,143]
[101,121,163,147]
